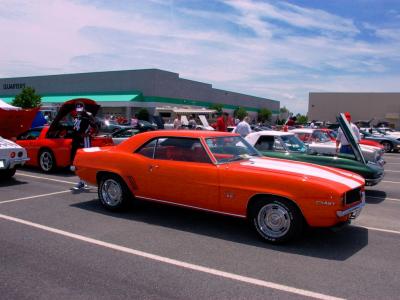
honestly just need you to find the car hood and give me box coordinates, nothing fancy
[48,98,100,137]
[238,157,364,189]
[0,137,23,149]
[337,113,366,165]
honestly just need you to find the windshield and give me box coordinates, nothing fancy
[311,130,332,143]
[281,135,308,152]
[205,136,260,163]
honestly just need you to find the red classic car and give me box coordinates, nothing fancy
[73,130,365,244]
[16,99,113,172]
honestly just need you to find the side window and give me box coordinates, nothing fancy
[154,137,211,163]
[274,137,285,151]
[136,139,157,158]
[296,133,310,142]
[17,129,41,140]
[254,136,274,151]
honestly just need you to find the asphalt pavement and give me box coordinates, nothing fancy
[1,154,400,299]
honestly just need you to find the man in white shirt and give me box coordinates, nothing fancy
[233,116,252,137]
[336,112,361,154]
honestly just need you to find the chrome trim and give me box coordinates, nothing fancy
[336,193,365,218]
[365,173,384,186]
[135,195,247,218]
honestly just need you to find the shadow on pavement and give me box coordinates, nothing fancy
[72,198,368,261]
[0,177,29,187]
[365,189,386,204]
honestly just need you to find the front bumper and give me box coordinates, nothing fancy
[336,193,365,218]
[365,172,384,186]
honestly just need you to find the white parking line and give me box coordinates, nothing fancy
[367,196,400,203]
[16,172,76,185]
[381,180,400,184]
[357,225,400,235]
[0,213,343,300]
[384,170,400,173]
[0,190,71,204]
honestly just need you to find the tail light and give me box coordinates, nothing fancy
[10,152,16,158]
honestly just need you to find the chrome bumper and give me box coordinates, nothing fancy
[337,193,365,218]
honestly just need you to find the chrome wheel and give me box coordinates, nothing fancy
[101,179,123,207]
[257,203,291,239]
[40,151,54,172]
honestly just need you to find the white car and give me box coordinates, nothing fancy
[0,137,29,179]
[290,128,385,166]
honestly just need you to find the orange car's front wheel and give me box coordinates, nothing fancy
[250,198,303,244]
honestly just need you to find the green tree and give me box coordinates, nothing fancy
[279,106,289,114]
[209,103,224,114]
[137,108,150,121]
[233,107,247,120]
[296,113,308,124]
[12,87,42,108]
[258,108,272,123]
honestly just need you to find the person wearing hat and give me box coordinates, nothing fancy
[335,112,361,154]
[71,101,97,190]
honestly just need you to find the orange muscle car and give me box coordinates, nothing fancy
[74,130,365,243]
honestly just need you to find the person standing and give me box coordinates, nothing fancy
[233,116,252,137]
[71,102,98,190]
[188,115,197,129]
[173,116,181,129]
[216,112,229,132]
[336,112,361,154]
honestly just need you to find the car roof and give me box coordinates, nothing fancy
[249,130,293,137]
[290,128,315,133]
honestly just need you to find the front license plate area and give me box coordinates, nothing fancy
[0,160,5,169]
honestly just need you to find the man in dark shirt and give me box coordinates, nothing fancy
[71,102,97,190]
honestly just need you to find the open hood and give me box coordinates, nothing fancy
[337,113,366,165]
[47,98,100,137]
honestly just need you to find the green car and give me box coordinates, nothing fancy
[245,115,384,186]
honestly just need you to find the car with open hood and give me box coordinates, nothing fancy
[73,130,365,244]
[15,98,114,172]
[291,127,385,166]
[0,136,29,179]
[245,128,384,186]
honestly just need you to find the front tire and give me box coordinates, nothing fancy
[250,198,303,244]
[39,149,56,172]
[98,174,132,211]
[381,141,393,152]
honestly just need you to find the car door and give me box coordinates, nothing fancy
[138,137,220,210]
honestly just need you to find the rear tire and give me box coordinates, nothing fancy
[39,149,56,172]
[250,198,303,244]
[0,167,16,179]
[98,174,132,211]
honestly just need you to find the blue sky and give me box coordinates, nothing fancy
[1,0,400,114]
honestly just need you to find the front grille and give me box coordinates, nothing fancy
[344,187,362,205]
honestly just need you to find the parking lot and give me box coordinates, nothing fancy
[1,154,400,300]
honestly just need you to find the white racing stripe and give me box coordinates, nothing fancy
[0,190,71,204]
[0,213,343,300]
[242,158,362,189]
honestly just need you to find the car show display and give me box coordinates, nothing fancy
[290,128,385,166]
[360,129,400,152]
[15,99,114,172]
[73,130,365,244]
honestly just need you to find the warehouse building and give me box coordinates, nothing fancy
[0,69,279,122]
[308,92,400,129]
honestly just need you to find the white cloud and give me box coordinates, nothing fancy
[0,0,399,115]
